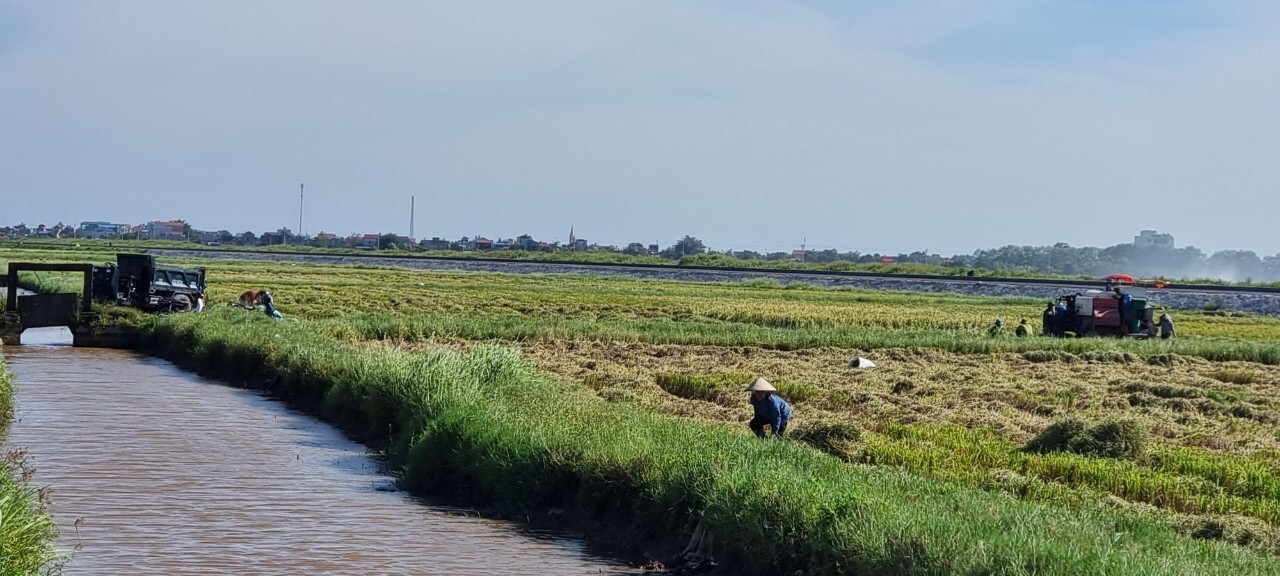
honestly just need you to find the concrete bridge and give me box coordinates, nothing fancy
[1,263,130,346]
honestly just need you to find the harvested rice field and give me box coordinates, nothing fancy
[8,245,1280,572]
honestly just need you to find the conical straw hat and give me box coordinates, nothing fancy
[745,377,776,392]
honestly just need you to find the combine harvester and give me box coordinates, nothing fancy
[1047,274,1160,338]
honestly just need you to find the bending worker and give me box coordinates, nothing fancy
[239,289,260,309]
[260,289,282,320]
[746,377,792,439]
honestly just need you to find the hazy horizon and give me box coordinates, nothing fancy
[4,2,1278,256]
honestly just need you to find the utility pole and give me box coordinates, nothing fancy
[801,236,806,262]
[298,183,305,237]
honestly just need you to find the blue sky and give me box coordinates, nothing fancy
[2,1,1278,255]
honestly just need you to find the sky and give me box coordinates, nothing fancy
[2,1,1278,256]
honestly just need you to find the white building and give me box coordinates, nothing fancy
[1134,230,1174,248]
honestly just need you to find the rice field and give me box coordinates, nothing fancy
[7,245,1280,571]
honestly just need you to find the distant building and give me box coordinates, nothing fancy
[78,221,128,239]
[1134,230,1174,248]
[193,230,222,244]
[147,220,187,241]
[474,237,493,250]
[514,234,536,250]
[573,238,588,252]
[648,243,660,255]
[260,227,295,246]
[792,249,806,262]
[420,237,451,250]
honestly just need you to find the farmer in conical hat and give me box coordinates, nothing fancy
[746,377,792,439]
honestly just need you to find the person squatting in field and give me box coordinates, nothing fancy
[238,289,260,308]
[746,377,792,439]
[259,289,282,320]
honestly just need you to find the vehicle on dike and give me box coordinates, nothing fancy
[91,253,206,313]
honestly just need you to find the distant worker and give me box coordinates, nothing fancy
[987,318,1004,337]
[745,377,791,439]
[260,289,282,320]
[1042,302,1055,335]
[238,289,260,309]
[194,292,206,313]
[1015,319,1029,337]
[1159,310,1175,340]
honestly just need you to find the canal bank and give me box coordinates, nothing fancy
[2,335,647,575]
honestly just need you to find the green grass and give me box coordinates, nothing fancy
[861,423,1280,530]
[137,309,1280,575]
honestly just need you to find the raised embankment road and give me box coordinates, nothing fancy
[150,248,1280,315]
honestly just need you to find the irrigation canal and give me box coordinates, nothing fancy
[4,329,645,575]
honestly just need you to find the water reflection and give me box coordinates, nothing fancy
[4,346,644,575]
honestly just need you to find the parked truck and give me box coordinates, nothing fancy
[91,253,206,313]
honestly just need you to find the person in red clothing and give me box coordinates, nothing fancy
[238,289,260,309]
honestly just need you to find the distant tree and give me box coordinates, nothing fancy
[1263,254,1280,282]
[677,235,707,255]
[661,235,707,259]
[378,233,398,250]
[623,242,649,256]
[239,231,257,245]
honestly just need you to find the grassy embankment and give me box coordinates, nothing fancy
[143,309,1280,575]
[0,352,64,575]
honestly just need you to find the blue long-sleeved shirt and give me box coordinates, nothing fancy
[750,393,792,433]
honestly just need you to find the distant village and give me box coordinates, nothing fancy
[0,219,667,256]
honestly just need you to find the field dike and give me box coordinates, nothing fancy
[0,350,66,575]
[133,310,1280,576]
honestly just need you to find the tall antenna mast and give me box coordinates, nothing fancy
[410,195,415,238]
[801,236,806,262]
[298,183,304,236]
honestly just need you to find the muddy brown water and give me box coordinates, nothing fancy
[4,330,644,575]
